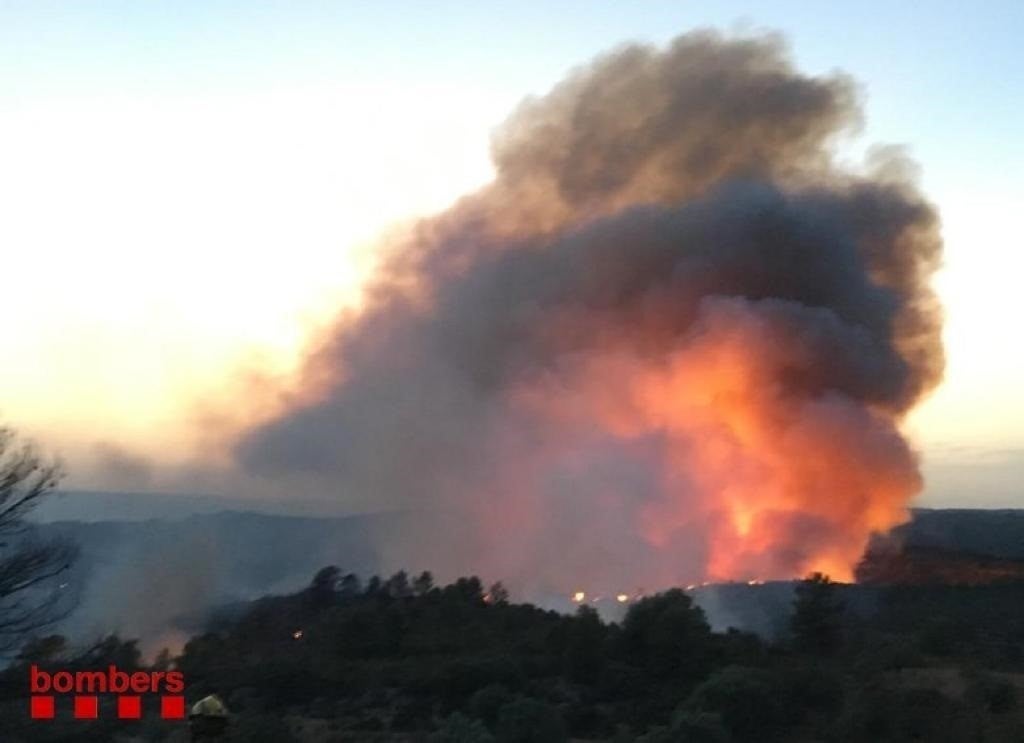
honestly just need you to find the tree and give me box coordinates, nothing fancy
[790,572,844,655]
[682,666,788,741]
[430,712,495,743]
[307,565,340,608]
[447,576,484,604]
[487,581,509,605]
[75,634,142,671]
[16,633,67,664]
[495,698,567,743]
[226,713,299,743]
[413,570,435,596]
[470,684,514,728]
[386,569,412,598]
[669,711,730,743]
[339,572,362,599]
[564,605,605,682]
[620,589,713,683]
[0,428,78,650]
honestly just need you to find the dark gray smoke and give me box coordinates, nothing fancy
[233,30,943,594]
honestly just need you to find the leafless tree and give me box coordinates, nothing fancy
[0,427,78,651]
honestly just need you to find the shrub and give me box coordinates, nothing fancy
[495,697,567,743]
[431,712,495,743]
[682,666,788,741]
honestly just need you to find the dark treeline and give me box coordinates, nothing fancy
[3,570,1024,742]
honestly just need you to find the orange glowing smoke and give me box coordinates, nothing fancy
[512,297,920,582]
[233,31,942,593]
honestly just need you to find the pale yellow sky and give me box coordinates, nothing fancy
[0,83,504,468]
[905,183,1024,450]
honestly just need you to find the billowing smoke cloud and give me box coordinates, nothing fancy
[233,30,942,593]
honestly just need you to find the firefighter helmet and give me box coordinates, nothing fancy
[190,694,229,719]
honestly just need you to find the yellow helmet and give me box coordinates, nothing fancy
[190,694,228,718]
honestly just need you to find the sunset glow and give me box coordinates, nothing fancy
[0,2,1021,514]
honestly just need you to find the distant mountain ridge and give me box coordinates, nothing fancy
[894,508,1024,560]
[855,508,1024,585]
[35,510,400,652]
[35,489,357,522]
[23,503,1024,650]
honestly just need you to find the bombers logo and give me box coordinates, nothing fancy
[29,664,186,720]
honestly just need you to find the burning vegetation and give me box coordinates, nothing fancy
[233,30,943,593]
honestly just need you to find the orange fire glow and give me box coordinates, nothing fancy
[510,297,920,584]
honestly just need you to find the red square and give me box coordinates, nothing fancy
[161,695,185,719]
[118,695,142,719]
[74,695,98,719]
[30,695,54,719]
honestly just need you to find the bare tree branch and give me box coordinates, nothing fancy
[0,427,78,651]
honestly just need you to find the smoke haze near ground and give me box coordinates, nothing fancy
[232,30,943,593]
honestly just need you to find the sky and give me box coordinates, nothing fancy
[0,1,1021,506]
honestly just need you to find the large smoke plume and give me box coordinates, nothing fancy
[234,30,942,593]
